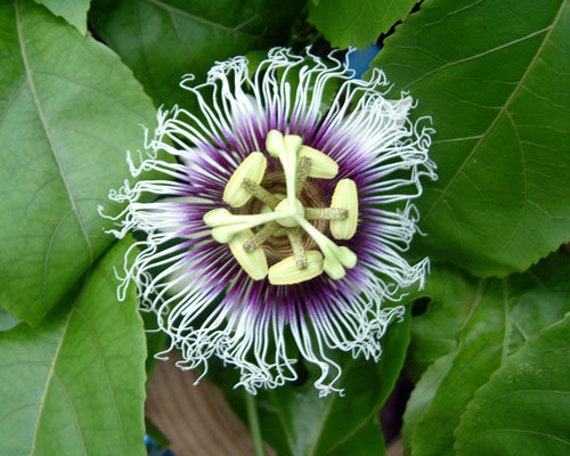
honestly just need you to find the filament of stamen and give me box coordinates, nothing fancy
[242,179,280,209]
[286,227,307,269]
[296,217,357,279]
[243,222,280,252]
[295,157,311,197]
[305,207,348,220]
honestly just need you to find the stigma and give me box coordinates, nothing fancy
[203,130,358,284]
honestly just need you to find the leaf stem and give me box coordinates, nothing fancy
[245,391,266,456]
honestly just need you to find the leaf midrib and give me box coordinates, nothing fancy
[143,0,261,38]
[15,0,94,269]
[420,1,567,225]
[29,311,73,454]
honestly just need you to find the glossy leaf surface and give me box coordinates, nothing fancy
[373,0,570,276]
[403,254,570,455]
[455,314,570,455]
[34,0,91,33]
[308,0,417,49]
[89,0,305,107]
[0,239,147,455]
[0,0,155,324]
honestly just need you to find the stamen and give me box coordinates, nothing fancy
[229,230,268,281]
[305,207,348,220]
[223,152,267,207]
[295,156,311,197]
[242,179,280,209]
[330,179,359,240]
[243,222,280,252]
[207,130,359,283]
[268,251,324,285]
[299,145,339,179]
[286,227,307,269]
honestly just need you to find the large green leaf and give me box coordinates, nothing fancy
[372,0,570,277]
[0,307,20,332]
[0,238,146,455]
[403,253,570,456]
[34,0,91,34]
[0,0,156,324]
[89,0,305,108]
[215,310,410,455]
[455,313,570,455]
[308,0,417,49]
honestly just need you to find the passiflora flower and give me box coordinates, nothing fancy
[101,47,436,396]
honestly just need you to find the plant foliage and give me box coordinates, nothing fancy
[1,0,568,455]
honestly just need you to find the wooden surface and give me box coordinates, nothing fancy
[146,357,403,455]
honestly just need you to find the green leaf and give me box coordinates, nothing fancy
[372,0,570,277]
[0,307,20,332]
[89,0,305,108]
[329,415,385,456]
[34,0,91,34]
[406,267,485,378]
[0,0,156,325]
[403,254,570,456]
[308,0,417,49]
[455,313,570,455]
[0,238,147,455]
[215,311,409,455]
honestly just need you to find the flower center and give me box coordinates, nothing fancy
[203,130,358,285]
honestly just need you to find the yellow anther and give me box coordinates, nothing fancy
[330,179,358,240]
[299,145,339,179]
[223,152,267,207]
[229,230,268,281]
[268,251,324,285]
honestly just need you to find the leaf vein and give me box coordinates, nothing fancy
[15,0,94,267]
[422,2,566,224]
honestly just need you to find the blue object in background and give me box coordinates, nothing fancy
[346,44,381,79]
[145,435,175,456]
